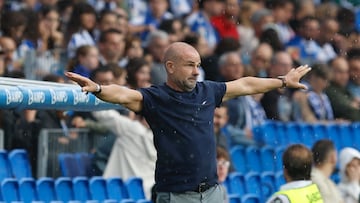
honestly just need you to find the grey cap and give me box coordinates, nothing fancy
[251,8,272,24]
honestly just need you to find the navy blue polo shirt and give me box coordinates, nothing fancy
[139,81,226,193]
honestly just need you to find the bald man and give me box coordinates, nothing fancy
[66,42,311,203]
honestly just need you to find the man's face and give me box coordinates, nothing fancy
[270,53,293,77]
[99,13,118,32]
[100,33,125,61]
[149,38,169,62]
[94,71,114,85]
[214,106,228,133]
[302,20,320,40]
[331,58,349,87]
[349,59,360,85]
[170,49,201,92]
[220,53,244,81]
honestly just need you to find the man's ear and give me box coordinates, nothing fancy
[166,61,175,74]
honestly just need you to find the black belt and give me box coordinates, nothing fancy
[193,182,214,193]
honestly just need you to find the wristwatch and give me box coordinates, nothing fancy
[277,76,287,88]
[94,84,102,94]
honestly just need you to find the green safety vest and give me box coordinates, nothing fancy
[275,183,324,203]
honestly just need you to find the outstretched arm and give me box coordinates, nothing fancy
[223,65,311,101]
[65,72,143,112]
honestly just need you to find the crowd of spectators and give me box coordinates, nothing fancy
[2,0,360,200]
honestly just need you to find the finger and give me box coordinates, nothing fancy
[299,66,312,76]
[296,65,309,72]
[298,83,308,90]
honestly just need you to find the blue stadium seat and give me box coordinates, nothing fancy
[228,194,241,203]
[253,121,278,145]
[55,177,74,202]
[0,150,12,182]
[312,123,328,141]
[120,199,136,203]
[260,146,275,172]
[331,171,340,184]
[104,200,118,203]
[228,172,246,196]
[125,177,145,201]
[245,146,261,173]
[89,176,108,201]
[285,123,301,144]
[106,177,129,201]
[75,153,92,177]
[36,177,56,203]
[230,146,246,174]
[19,178,38,203]
[338,124,353,148]
[276,122,288,146]
[241,194,261,203]
[275,171,285,190]
[1,178,20,202]
[326,124,342,151]
[274,146,285,172]
[137,200,151,203]
[72,177,91,202]
[351,122,360,149]
[260,172,276,200]
[244,172,262,199]
[299,123,315,148]
[8,149,32,179]
[58,153,81,177]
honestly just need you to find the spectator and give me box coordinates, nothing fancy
[1,10,27,47]
[213,103,230,151]
[286,16,325,65]
[346,48,360,100]
[66,2,97,58]
[338,147,360,203]
[261,51,296,121]
[125,57,152,90]
[259,24,285,52]
[130,0,173,41]
[250,8,274,52]
[311,140,343,203]
[219,51,264,146]
[202,37,241,81]
[316,18,340,62]
[96,10,121,39]
[294,64,334,123]
[237,0,261,55]
[266,144,323,203]
[114,7,129,35]
[186,0,224,49]
[37,6,64,51]
[97,28,126,66]
[159,18,190,43]
[67,45,99,78]
[211,0,240,41]
[124,36,144,61]
[108,63,127,86]
[0,36,22,72]
[247,43,273,78]
[266,0,295,44]
[144,30,169,85]
[183,33,212,59]
[326,57,360,121]
[216,146,230,203]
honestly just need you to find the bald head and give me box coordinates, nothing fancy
[163,42,200,65]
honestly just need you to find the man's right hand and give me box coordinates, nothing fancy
[65,72,99,94]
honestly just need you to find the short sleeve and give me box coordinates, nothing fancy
[203,81,226,107]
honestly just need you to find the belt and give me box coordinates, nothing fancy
[193,182,214,193]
